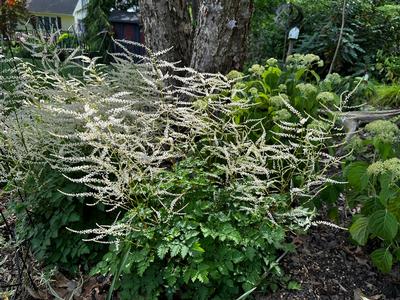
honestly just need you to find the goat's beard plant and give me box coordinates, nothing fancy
[0,38,344,298]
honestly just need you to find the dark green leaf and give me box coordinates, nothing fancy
[369,210,398,241]
[349,216,369,245]
[371,248,393,273]
[345,162,369,192]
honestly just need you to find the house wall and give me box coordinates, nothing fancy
[73,0,88,35]
[21,13,75,32]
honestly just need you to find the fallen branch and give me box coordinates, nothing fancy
[339,109,400,141]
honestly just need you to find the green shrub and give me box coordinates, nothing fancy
[0,42,343,298]
[9,167,110,273]
[93,158,295,299]
[372,84,400,107]
[374,51,400,84]
[345,120,400,273]
[231,54,335,136]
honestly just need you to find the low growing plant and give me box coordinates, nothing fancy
[346,119,400,273]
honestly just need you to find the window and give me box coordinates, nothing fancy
[36,16,62,31]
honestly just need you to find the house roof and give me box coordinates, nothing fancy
[109,10,141,24]
[27,0,78,15]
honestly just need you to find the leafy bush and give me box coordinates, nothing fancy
[345,120,400,273]
[372,84,400,108]
[93,158,295,299]
[374,51,400,84]
[9,167,109,273]
[0,41,344,298]
[231,54,337,133]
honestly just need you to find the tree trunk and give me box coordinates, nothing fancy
[139,0,193,66]
[191,0,199,22]
[190,0,253,73]
[139,0,253,73]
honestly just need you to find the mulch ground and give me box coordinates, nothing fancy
[262,224,400,300]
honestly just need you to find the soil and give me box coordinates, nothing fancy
[262,224,400,300]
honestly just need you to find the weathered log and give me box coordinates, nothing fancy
[339,109,400,141]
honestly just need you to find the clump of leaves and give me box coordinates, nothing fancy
[7,167,110,274]
[0,40,344,298]
[93,158,295,299]
[230,54,337,136]
[345,119,400,273]
[372,84,400,108]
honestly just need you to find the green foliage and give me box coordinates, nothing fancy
[248,0,286,64]
[9,167,110,274]
[83,0,114,57]
[372,84,400,107]
[0,41,343,298]
[374,51,400,84]
[93,158,294,299]
[371,248,393,273]
[345,120,400,273]
[231,54,334,135]
[249,0,400,77]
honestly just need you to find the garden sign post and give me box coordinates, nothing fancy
[286,26,299,61]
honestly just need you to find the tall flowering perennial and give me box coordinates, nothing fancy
[0,0,27,36]
[0,39,347,240]
[0,38,347,297]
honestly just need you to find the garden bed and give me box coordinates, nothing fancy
[265,225,400,300]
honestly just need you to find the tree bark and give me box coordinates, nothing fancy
[139,0,193,66]
[139,0,253,73]
[191,0,199,22]
[190,0,253,73]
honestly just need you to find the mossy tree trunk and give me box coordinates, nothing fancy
[139,0,254,73]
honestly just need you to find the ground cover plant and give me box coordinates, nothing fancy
[0,36,350,298]
[346,119,400,273]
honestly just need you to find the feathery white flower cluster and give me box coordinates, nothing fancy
[0,39,345,241]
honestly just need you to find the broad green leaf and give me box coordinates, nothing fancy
[180,245,189,258]
[394,248,400,262]
[170,244,181,257]
[295,68,306,81]
[310,70,320,82]
[349,216,369,245]
[387,198,400,220]
[345,162,369,192]
[288,281,301,290]
[192,242,205,253]
[361,196,383,215]
[379,173,397,206]
[369,210,398,241]
[371,248,393,273]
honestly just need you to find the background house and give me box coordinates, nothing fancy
[109,10,144,55]
[26,0,78,32]
[22,0,144,54]
[73,0,89,36]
